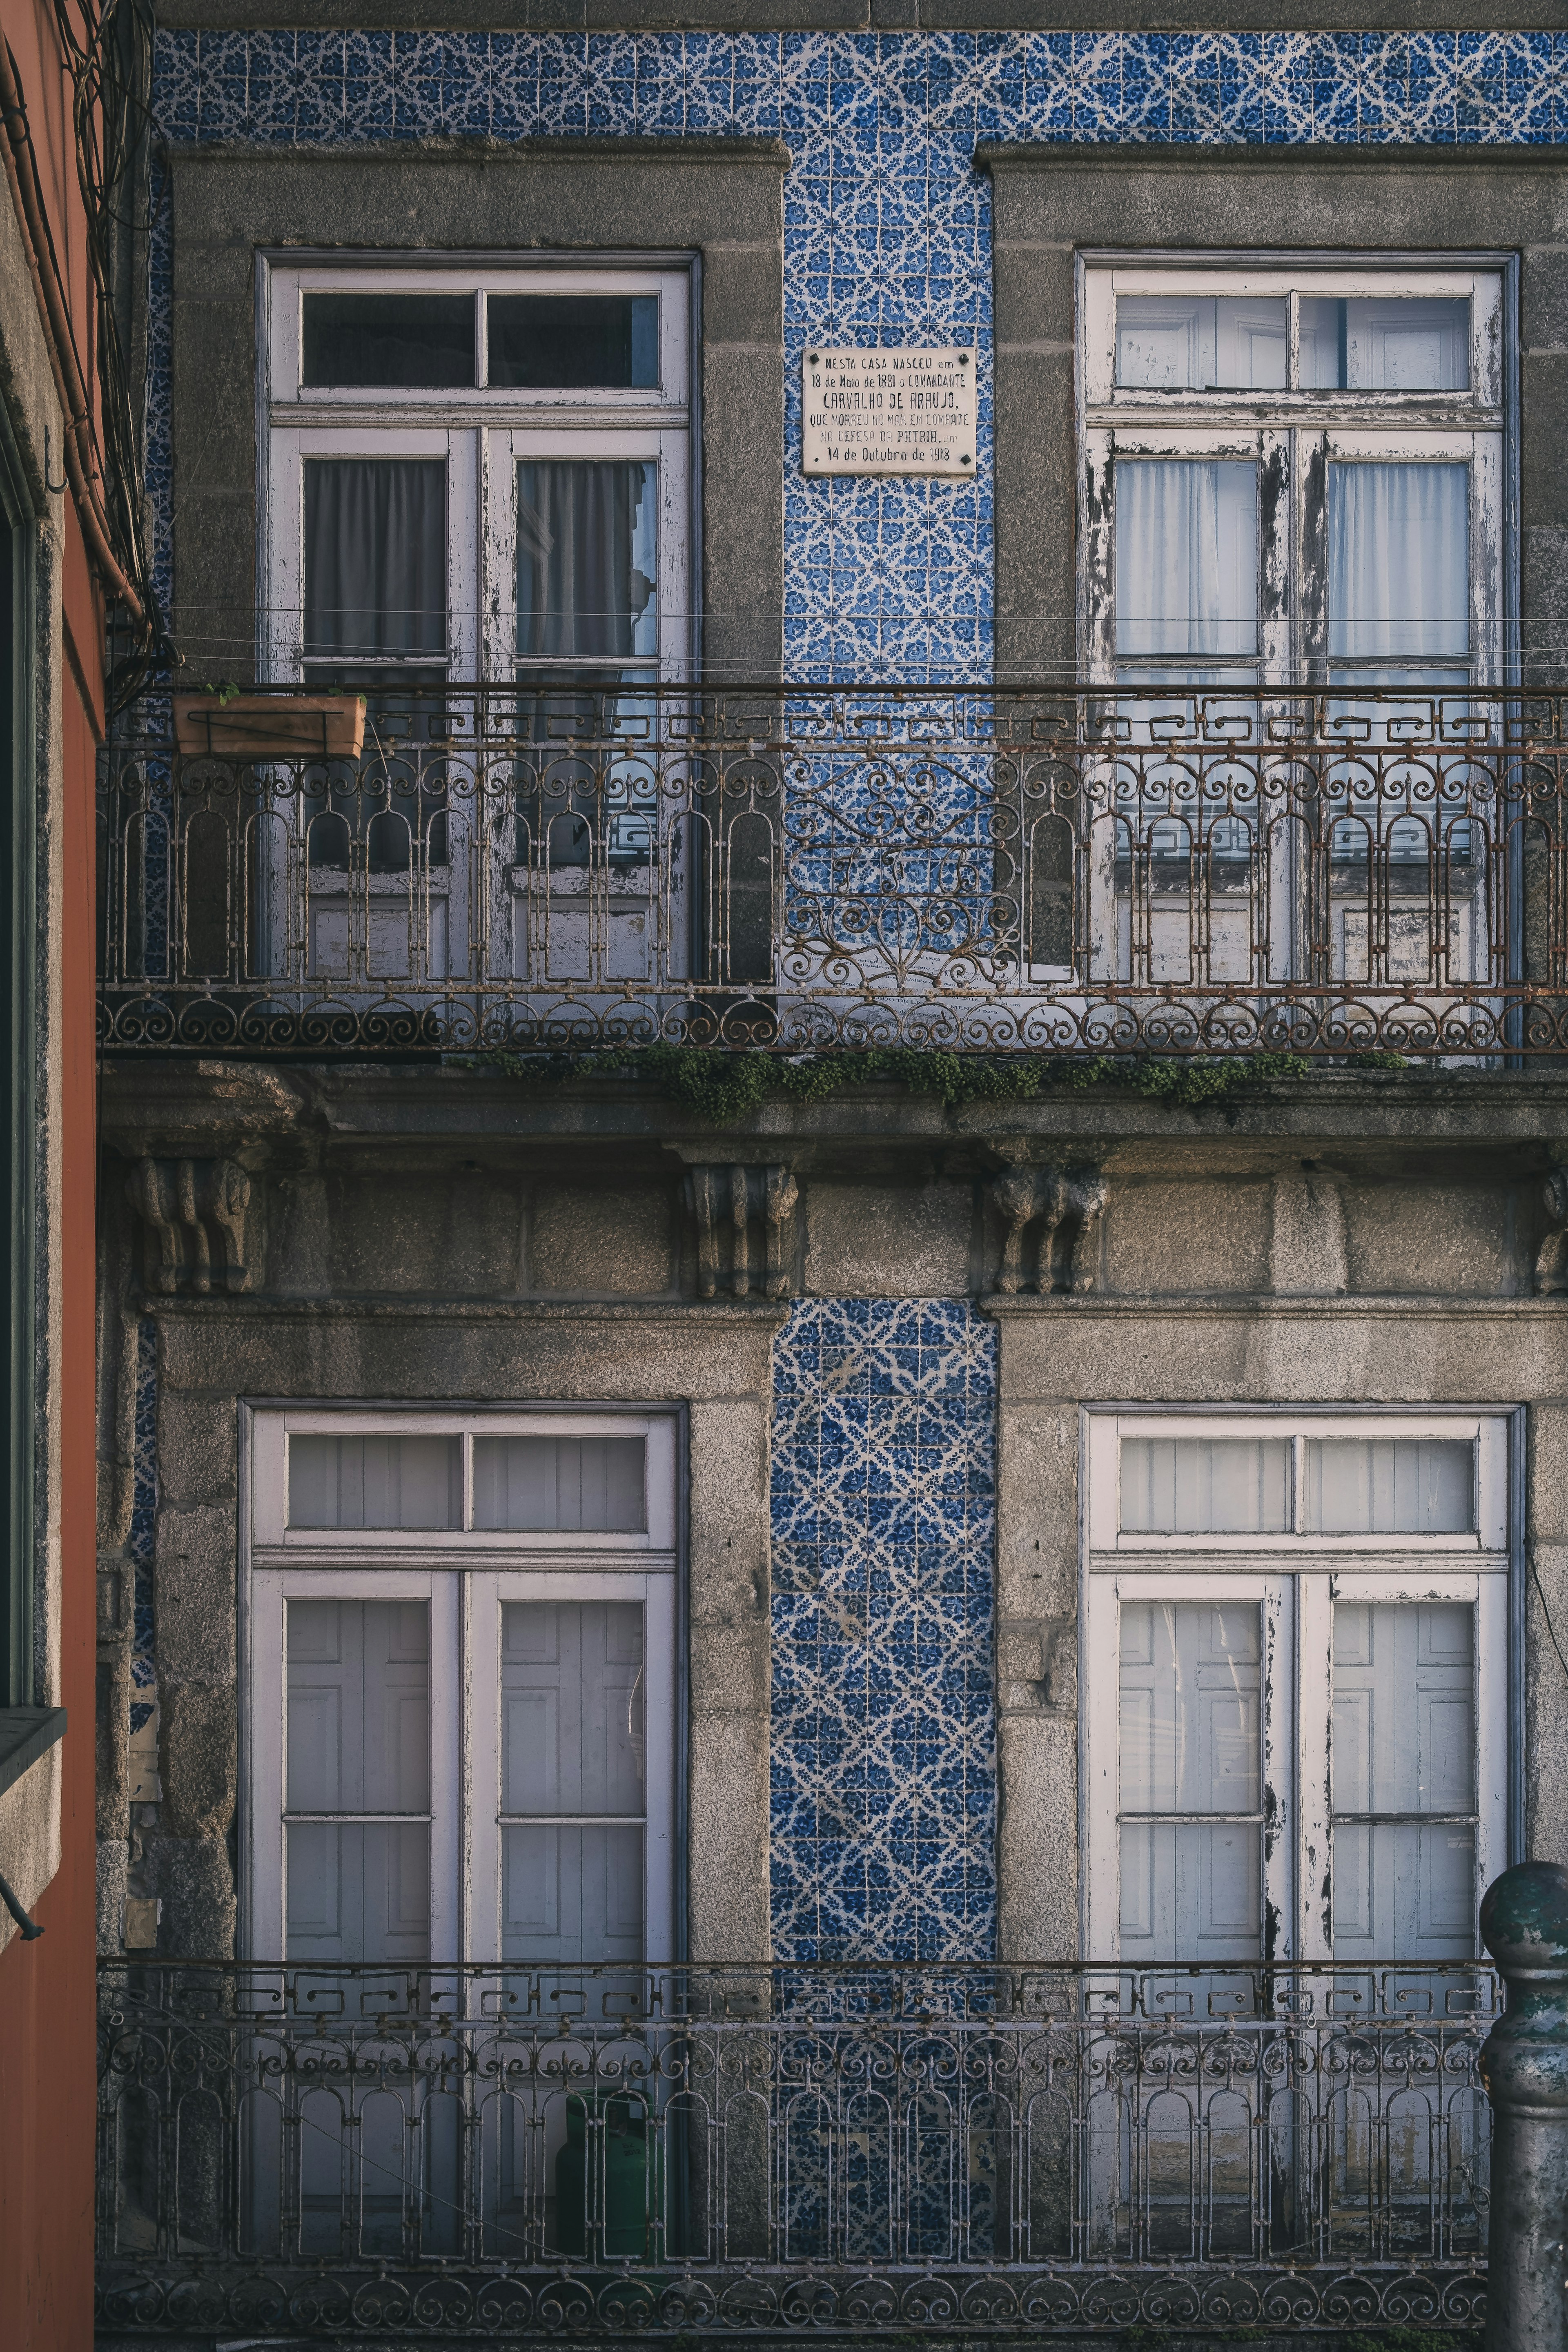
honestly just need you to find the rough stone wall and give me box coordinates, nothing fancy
[98,1068,1568,1960]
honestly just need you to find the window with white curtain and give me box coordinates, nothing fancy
[264,264,690,700]
[1082,1409,1513,1967]
[243,1408,681,1969]
[1079,259,1506,694]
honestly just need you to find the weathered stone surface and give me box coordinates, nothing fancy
[1104,1178,1270,1296]
[1270,1169,1349,1297]
[997,1713,1077,1962]
[155,1391,237,1510]
[138,1832,237,1958]
[804,1178,973,1295]
[158,1684,238,1840]
[531,1181,675,1294]
[1342,1177,1517,1297]
[153,1505,238,1684]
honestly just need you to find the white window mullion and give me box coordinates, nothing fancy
[1262,1576,1295,1964]
[430,1572,463,1966]
[1295,1572,1333,1961]
[1470,430,1504,688]
[644,1574,678,1963]
[466,1570,501,1970]
[447,426,481,684]
[1084,1574,1120,1961]
[247,1571,287,1958]
[1258,429,1292,686]
[1476,1573,1509,1904]
[481,424,515,685]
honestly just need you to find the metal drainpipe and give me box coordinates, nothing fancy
[1479,1860,1568,2352]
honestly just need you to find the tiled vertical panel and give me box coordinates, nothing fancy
[129,1321,159,1744]
[770,1301,998,1960]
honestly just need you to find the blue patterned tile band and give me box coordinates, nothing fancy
[771,1301,997,1960]
[150,27,1551,687]
[129,1320,158,1737]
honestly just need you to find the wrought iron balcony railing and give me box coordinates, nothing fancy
[98,1958,1495,2338]
[95,685,1568,1059]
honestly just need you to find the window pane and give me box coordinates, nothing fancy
[304,459,447,659]
[1120,1437,1290,1534]
[1306,1439,1474,1534]
[1328,463,1468,664]
[502,1825,643,1964]
[1347,297,1470,390]
[1119,1601,1261,1961]
[501,1601,644,1964]
[288,1434,461,1529]
[287,1599,431,1811]
[516,461,657,662]
[302,293,475,388]
[474,1435,646,1531]
[489,294,658,388]
[1115,460,1257,660]
[287,1822,430,1963]
[1116,296,1286,390]
[1332,1601,1476,1960]
[285,1598,431,1964]
[1299,296,1348,388]
[501,1601,644,1815]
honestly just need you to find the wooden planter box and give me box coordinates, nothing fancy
[174,692,367,760]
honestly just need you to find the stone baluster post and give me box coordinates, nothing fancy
[1479,1860,1568,2352]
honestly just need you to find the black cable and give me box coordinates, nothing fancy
[0,1864,44,1938]
[1531,1552,1568,1688]
[40,0,173,708]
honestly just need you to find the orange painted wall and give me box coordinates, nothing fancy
[0,4,105,2348]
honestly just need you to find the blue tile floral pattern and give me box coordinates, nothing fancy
[771,1301,996,1960]
[129,1320,158,1737]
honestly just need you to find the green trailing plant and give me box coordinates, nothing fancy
[469,1043,1316,1127]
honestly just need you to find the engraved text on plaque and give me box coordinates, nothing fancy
[801,347,976,477]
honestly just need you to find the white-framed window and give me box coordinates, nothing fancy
[262,261,692,699]
[242,1407,681,1966]
[1082,1408,1513,1965]
[1078,255,1508,693]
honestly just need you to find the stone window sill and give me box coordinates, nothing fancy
[0,1707,66,1802]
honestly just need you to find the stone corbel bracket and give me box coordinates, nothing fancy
[126,1154,253,1296]
[1537,1167,1568,1294]
[989,1163,1107,1296]
[685,1163,799,1299]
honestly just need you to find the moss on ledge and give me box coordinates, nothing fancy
[469,1043,1345,1127]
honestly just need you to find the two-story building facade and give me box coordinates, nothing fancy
[94,3,1568,2340]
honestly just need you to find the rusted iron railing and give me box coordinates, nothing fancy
[98,1957,1494,2337]
[96,684,1568,1058]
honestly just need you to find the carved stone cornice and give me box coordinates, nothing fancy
[126,1156,253,1296]
[1537,1167,1568,1295]
[987,1162,1106,1296]
[684,1163,800,1300]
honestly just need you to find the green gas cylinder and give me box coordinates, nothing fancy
[553,2093,661,2260]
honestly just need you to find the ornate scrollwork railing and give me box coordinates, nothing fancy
[98,1957,1496,2336]
[96,684,1568,1058]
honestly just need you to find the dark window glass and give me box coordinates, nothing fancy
[303,294,475,389]
[304,459,446,660]
[489,295,658,389]
[515,460,656,663]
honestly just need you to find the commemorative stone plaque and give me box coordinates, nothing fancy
[801,347,977,477]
